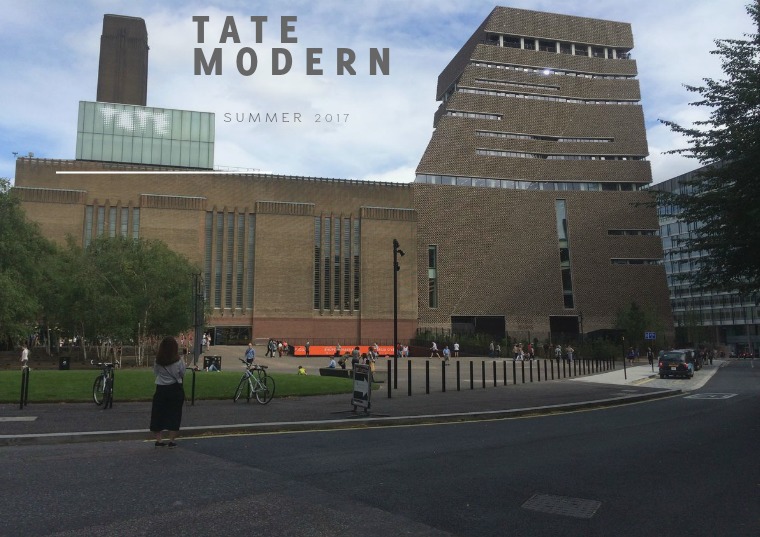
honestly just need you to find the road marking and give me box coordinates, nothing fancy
[0,417,38,422]
[684,393,737,400]
[522,493,601,519]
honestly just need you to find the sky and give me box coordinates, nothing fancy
[0,0,755,185]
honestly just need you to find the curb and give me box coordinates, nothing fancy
[0,388,681,447]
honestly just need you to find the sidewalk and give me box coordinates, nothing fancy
[0,359,685,446]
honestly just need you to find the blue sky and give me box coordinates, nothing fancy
[0,0,754,184]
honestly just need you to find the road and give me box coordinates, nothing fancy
[1,360,757,536]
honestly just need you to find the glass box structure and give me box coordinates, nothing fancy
[76,101,214,169]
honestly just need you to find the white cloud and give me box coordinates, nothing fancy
[0,0,755,185]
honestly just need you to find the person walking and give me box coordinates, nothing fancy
[453,342,460,358]
[305,341,311,357]
[244,342,255,365]
[150,336,186,448]
[430,341,440,358]
[20,343,29,368]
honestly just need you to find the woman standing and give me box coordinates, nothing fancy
[150,336,186,447]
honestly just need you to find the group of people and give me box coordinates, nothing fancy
[328,346,377,370]
[430,341,460,362]
[265,338,289,357]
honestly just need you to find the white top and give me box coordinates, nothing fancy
[154,360,186,385]
[21,348,29,362]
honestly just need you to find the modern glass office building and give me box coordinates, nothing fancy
[653,167,759,354]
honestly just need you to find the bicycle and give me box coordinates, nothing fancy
[233,358,275,404]
[92,361,115,407]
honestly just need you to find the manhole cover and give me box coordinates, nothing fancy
[522,493,601,519]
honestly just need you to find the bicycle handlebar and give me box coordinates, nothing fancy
[238,358,267,370]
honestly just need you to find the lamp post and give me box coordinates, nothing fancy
[393,239,404,389]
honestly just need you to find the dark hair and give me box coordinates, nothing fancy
[156,336,180,366]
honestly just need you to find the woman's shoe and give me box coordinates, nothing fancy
[167,442,177,448]
[155,441,167,447]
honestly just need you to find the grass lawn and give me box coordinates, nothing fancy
[0,369,354,403]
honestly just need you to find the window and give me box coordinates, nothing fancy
[428,245,438,308]
[120,207,129,237]
[555,200,575,309]
[214,212,223,308]
[204,212,212,304]
[314,217,321,309]
[84,206,93,248]
[236,214,245,308]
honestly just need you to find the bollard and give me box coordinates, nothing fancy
[529,360,534,382]
[537,359,541,382]
[481,361,486,389]
[408,359,412,396]
[107,369,115,409]
[388,360,392,399]
[19,366,30,409]
[470,361,474,390]
[493,361,497,387]
[513,360,517,385]
[190,368,197,406]
[394,355,398,390]
[456,361,461,391]
[441,361,446,392]
[521,360,526,384]
[503,361,507,386]
[426,360,430,394]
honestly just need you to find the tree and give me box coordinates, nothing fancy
[614,301,664,352]
[658,1,760,297]
[47,236,199,349]
[0,178,57,347]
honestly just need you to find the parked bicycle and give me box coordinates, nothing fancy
[233,358,275,404]
[92,361,115,407]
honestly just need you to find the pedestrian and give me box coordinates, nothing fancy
[298,365,307,375]
[554,344,562,361]
[20,343,29,368]
[305,341,310,357]
[277,341,283,357]
[496,343,501,358]
[627,347,635,365]
[453,341,460,358]
[566,344,575,362]
[351,347,361,368]
[646,347,654,367]
[245,342,255,365]
[489,341,495,358]
[430,341,440,358]
[442,345,451,363]
[149,336,186,448]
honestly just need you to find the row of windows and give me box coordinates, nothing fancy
[611,258,660,265]
[313,216,360,311]
[203,212,254,311]
[447,110,502,120]
[476,148,644,161]
[608,229,657,236]
[415,174,646,191]
[471,60,636,80]
[484,33,631,62]
[474,77,558,91]
[476,130,613,143]
[458,86,639,105]
[673,308,760,325]
[83,205,140,247]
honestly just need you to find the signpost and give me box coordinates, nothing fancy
[351,364,372,413]
[644,331,656,340]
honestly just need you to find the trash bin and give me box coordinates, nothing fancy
[58,355,70,370]
[203,355,222,371]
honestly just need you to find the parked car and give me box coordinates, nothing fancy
[659,349,695,379]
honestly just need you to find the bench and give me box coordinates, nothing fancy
[319,367,352,378]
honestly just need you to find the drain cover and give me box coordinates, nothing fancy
[522,493,601,519]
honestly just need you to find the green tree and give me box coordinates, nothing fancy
[658,1,760,297]
[614,301,664,353]
[0,179,57,347]
[48,236,199,346]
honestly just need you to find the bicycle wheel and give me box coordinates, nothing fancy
[255,375,275,404]
[93,375,106,405]
[233,376,248,402]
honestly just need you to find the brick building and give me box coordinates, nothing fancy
[12,8,673,347]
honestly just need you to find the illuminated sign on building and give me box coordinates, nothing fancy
[76,101,215,169]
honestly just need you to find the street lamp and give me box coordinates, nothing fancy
[393,239,404,389]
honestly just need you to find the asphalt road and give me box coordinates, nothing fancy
[1,360,757,536]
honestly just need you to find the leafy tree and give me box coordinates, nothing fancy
[47,236,199,347]
[0,178,57,347]
[658,2,760,297]
[614,301,664,353]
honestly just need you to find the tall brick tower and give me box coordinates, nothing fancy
[96,14,148,106]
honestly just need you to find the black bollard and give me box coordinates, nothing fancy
[408,359,412,396]
[441,361,446,392]
[503,361,507,386]
[537,359,541,382]
[493,361,497,387]
[529,360,533,382]
[190,368,196,406]
[513,360,517,385]
[470,361,474,390]
[521,360,525,383]
[426,360,430,394]
[19,366,30,409]
[388,359,392,399]
[456,361,461,391]
[481,361,486,389]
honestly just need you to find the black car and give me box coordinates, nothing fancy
[659,349,695,379]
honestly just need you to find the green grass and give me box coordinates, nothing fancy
[0,369,354,403]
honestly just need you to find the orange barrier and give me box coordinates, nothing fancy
[292,345,394,357]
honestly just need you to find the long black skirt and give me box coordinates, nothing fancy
[150,383,185,432]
